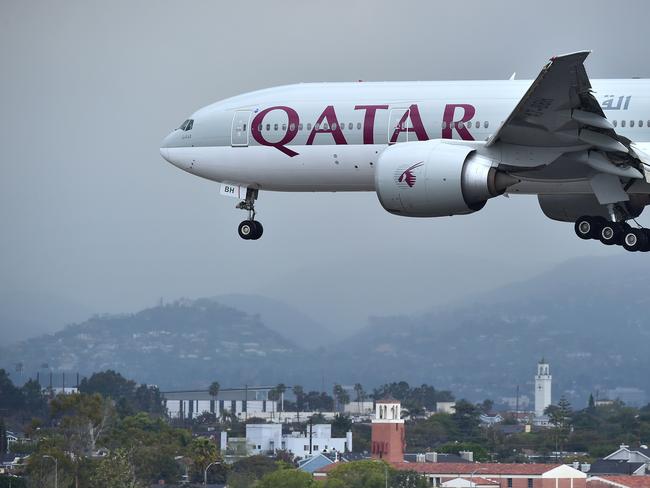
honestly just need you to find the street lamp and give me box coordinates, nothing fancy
[204,461,221,486]
[42,455,58,488]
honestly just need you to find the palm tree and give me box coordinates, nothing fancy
[275,384,287,420]
[209,381,220,417]
[293,385,305,423]
[354,383,365,414]
[268,387,279,420]
[333,384,350,412]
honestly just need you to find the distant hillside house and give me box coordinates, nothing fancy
[163,386,278,420]
[587,444,650,476]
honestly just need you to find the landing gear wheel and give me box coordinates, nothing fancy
[574,216,595,240]
[251,221,263,240]
[599,222,625,246]
[238,220,255,240]
[622,228,648,252]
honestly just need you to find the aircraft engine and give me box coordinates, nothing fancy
[375,139,517,217]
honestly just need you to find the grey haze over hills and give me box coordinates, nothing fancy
[1,256,648,407]
[212,293,335,348]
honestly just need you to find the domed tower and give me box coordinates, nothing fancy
[371,397,405,463]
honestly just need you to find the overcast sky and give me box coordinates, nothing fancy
[2,0,649,341]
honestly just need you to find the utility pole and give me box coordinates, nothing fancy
[244,384,248,423]
[515,385,519,420]
[309,418,313,455]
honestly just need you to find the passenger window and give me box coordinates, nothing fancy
[357,122,361,130]
[639,121,644,128]
[484,121,489,128]
[332,123,337,130]
[274,124,278,131]
[242,123,246,131]
[299,123,303,131]
[258,124,263,131]
[307,123,312,130]
[266,124,270,131]
[630,120,635,128]
[289,123,295,131]
[349,123,353,130]
[315,123,320,130]
[282,124,287,131]
[476,121,480,129]
[613,120,617,127]
[621,120,626,127]
[647,120,650,127]
[323,122,329,130]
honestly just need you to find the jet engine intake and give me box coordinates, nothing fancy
[375,139,516,217]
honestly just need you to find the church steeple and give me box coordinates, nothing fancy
[371,397,405,463]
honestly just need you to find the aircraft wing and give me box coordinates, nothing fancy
[488,51,628,153]
[486,51,646,192]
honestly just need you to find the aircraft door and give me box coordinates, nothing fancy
[231,111,252,146]
[387,108,411,144]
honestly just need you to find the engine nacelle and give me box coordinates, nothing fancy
[375,139,514,217]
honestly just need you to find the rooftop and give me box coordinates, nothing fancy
[588,476,650,488]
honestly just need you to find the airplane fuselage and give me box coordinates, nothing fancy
[161,79,650,194]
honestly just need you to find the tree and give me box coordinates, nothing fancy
[545,396,573,458]
[452,399,481,440]
[230,455,277,485]
[187,437,220,482]
[79,371,163,416]
[324,460,390,488]
[479,399,494,414]
[50,393,115,456]
[588,394,596,410]
[268,388,280,420]
[258,469,314,488]
[209,381,220,399]
[92,448,142,488]
[354,384,365,414]
[0,369,23,411]
[276,384,287,414]
[22,378,47,416]
[333,385,350,412]
[391,469,429,488]
[0,418,7,455]
[293,385,305,421]
[331,414,352,439]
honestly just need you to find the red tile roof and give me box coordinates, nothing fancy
[315,462,563,476]
[390,462,562,476]
[588,476,650,488]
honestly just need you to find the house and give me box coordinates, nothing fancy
[297,451,366,473]
[604,445,650,471]
[442,477,500,488]
[587,476,650,488]
[316,462,587,488]
[588,460,646,476]
[0,453,26,474]
[480,414,504,426]
[587,445,650,477]
[222,423,352,458]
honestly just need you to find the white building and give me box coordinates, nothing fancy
[534,359,552,419]
[223,423,352,458]
[343,401,374,416]
[163,387,278,420]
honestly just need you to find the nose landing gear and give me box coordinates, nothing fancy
[574,214,650,252]
[236,188,263,240]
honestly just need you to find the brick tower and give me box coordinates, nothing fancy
[371,397,405,463]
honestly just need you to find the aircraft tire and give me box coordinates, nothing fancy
[238,220,255,240]
[622,228,648,252]
[251,221,264,240]
[599,222,625,246]
[574,216,595,240]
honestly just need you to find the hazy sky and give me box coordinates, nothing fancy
[2,0,650,340]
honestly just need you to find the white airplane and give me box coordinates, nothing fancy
[161,52,650,250]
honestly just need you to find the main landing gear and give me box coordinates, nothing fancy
[236,188,263,240]
[574,215,650,252]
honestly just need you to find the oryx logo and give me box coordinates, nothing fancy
[396,162,424,188]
